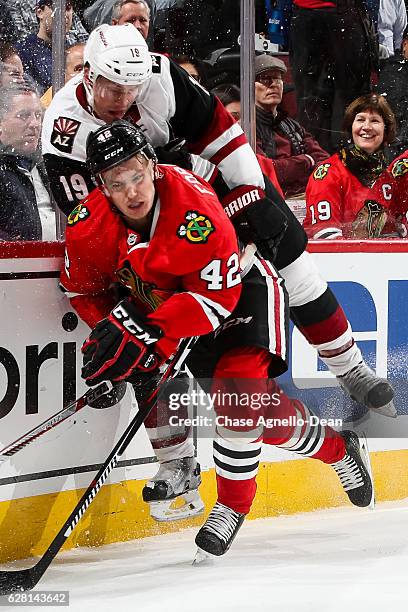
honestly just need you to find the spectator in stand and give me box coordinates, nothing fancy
[16,0,74,95]
[5,0,88,47]
[111,0,151,39]
[172,54,207,85]
[254,54,328,198]
[212,82,284,197]
[0,81,55,241]
[0,43,24,87]
[378,25,408,157]
[303,94,398,240]
[41,42,85,108]
[378,0,407,56]
[84,0,155,47]
[289,0,377,153]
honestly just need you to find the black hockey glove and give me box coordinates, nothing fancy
[81,298,164,386]
[154,138,193,170]
[222,185,288,263]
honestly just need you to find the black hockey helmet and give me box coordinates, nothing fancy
[86,119,156,177]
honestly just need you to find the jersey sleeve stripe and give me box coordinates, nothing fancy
[209,133,248,166]
[313,227,343,239]
[197,122,243,160]
[188,292,232,329]
[215,144,266,189]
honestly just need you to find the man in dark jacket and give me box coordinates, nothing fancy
[15,0,74,95]
[0,82,53,241]
[378,26,408,158]
[255,54,329,197]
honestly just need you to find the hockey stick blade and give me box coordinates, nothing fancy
[0,382,113,461]
[0,337,196,595]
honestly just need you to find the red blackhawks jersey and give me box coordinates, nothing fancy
[303,152,395,239]
[60,164,241,359]
[380,152,408,237]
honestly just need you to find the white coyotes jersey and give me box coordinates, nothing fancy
[42,54,176,162]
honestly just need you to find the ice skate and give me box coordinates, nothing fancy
[337,362,396,418]
[331,430,374,508]
[194,502,245,559]
[142,457,204,522]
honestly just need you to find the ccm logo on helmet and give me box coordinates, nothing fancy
[104,147,124,161]
[112,304,159,344]
[224,189,261,219]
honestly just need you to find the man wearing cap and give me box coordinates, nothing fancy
[254,53,328,198]
[15,0,74,95]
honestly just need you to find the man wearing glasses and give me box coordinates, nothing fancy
[255,54,328,198]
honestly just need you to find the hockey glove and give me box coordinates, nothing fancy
[155,138,193,170]
[81,298,164,386]
[222,185,288,263]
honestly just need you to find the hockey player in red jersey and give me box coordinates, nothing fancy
[61,121,374,559]
[60,120,243,519]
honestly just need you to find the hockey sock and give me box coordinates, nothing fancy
[214,435,262,515]
[210,346,272,514]
[263,392,346,464]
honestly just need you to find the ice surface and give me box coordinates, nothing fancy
[4,500,408,612]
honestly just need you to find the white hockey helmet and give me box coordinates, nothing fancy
[84,23,152,87]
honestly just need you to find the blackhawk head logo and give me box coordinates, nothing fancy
[391,158,408,178]
[313,163,331,180]
[67,203,89,226]
[177,211,215,243]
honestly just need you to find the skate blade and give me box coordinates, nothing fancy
[360,432,375,510]
[369,400,397,418]
[149,491,205,522]
[193,547,214,565]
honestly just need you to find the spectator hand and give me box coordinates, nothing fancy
[304,154,316,168]
[378,44,390,60]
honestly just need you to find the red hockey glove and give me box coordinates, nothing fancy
[222,185,288,263]
[81,299,164,386]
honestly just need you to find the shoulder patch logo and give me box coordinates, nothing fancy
[51,117,80,154]
[151,54,162,73]
[313,163,331,180]
[67,203,89,226]
[177,211,215,243]
[391,158,408,178]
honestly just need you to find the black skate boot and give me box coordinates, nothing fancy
[337,362,396,417]
[194,502,245,561]
[142,457,204,522]
[330,430,374,508]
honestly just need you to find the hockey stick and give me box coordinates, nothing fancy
[0,382,114,462]
[0,336,196,595]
